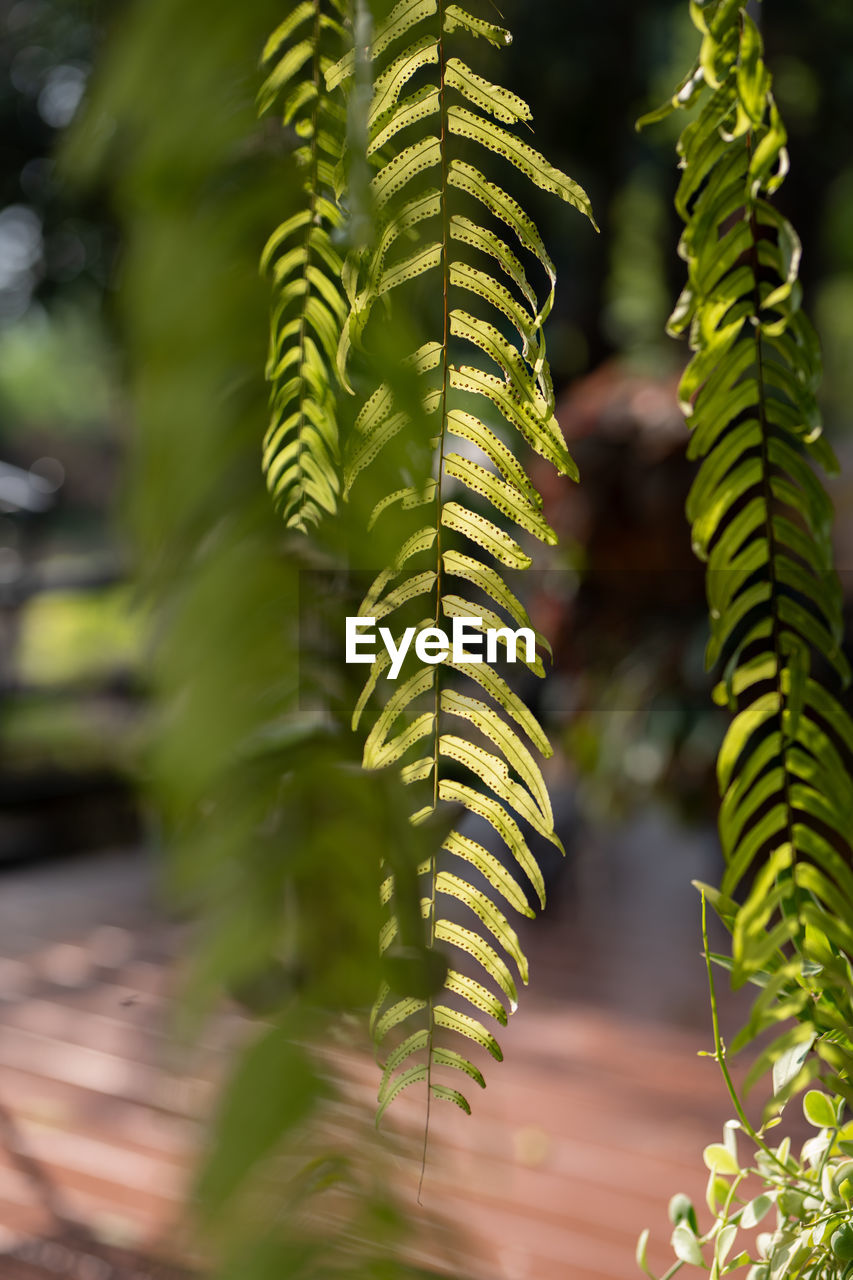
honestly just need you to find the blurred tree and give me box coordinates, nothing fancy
[62,0,450,1275]
[0,0,114,318]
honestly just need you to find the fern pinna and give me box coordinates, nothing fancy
[649,1,853,1106]
[259,0,349,531]
[324,0,596,1122]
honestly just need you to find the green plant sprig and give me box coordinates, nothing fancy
[702,894,793,1179]
[637,896,853,1279]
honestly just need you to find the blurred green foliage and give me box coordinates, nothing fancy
[61,0,448,1272]
[16,584,138,686]
[2,0,852,396]
[0,301,116,435]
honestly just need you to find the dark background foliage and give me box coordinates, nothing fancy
[2,0,853,902]
[3,0,852,397]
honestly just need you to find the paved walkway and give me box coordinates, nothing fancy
[0,834,769,1280]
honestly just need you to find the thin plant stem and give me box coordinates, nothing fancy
[701,894,791,1177]
[659,1262,685,1280]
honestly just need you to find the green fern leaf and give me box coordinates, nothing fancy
[331,0,595,1131]
[663,0,853,1100]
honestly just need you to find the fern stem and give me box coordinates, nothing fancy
[656,1264,685,1280]
[419,0,452,1203]
[430,0,452,813]
[744,97,802,937]
[291,0,323,529]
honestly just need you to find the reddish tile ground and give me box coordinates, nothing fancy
[0,830,775,1280]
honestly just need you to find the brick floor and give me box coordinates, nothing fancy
[0,832,772,1280]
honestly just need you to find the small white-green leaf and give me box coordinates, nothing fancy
[671,1224,704,1267]
[703,1143,739,1176]
[803,1089,836,1129]
[636,1229,654,1280]
[772,1033,815,1097]
[741,1194,774,1229]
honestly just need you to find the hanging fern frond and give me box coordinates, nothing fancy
[329,0,596,1123]
[259,0,350,531]
[649,1,853,1106]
